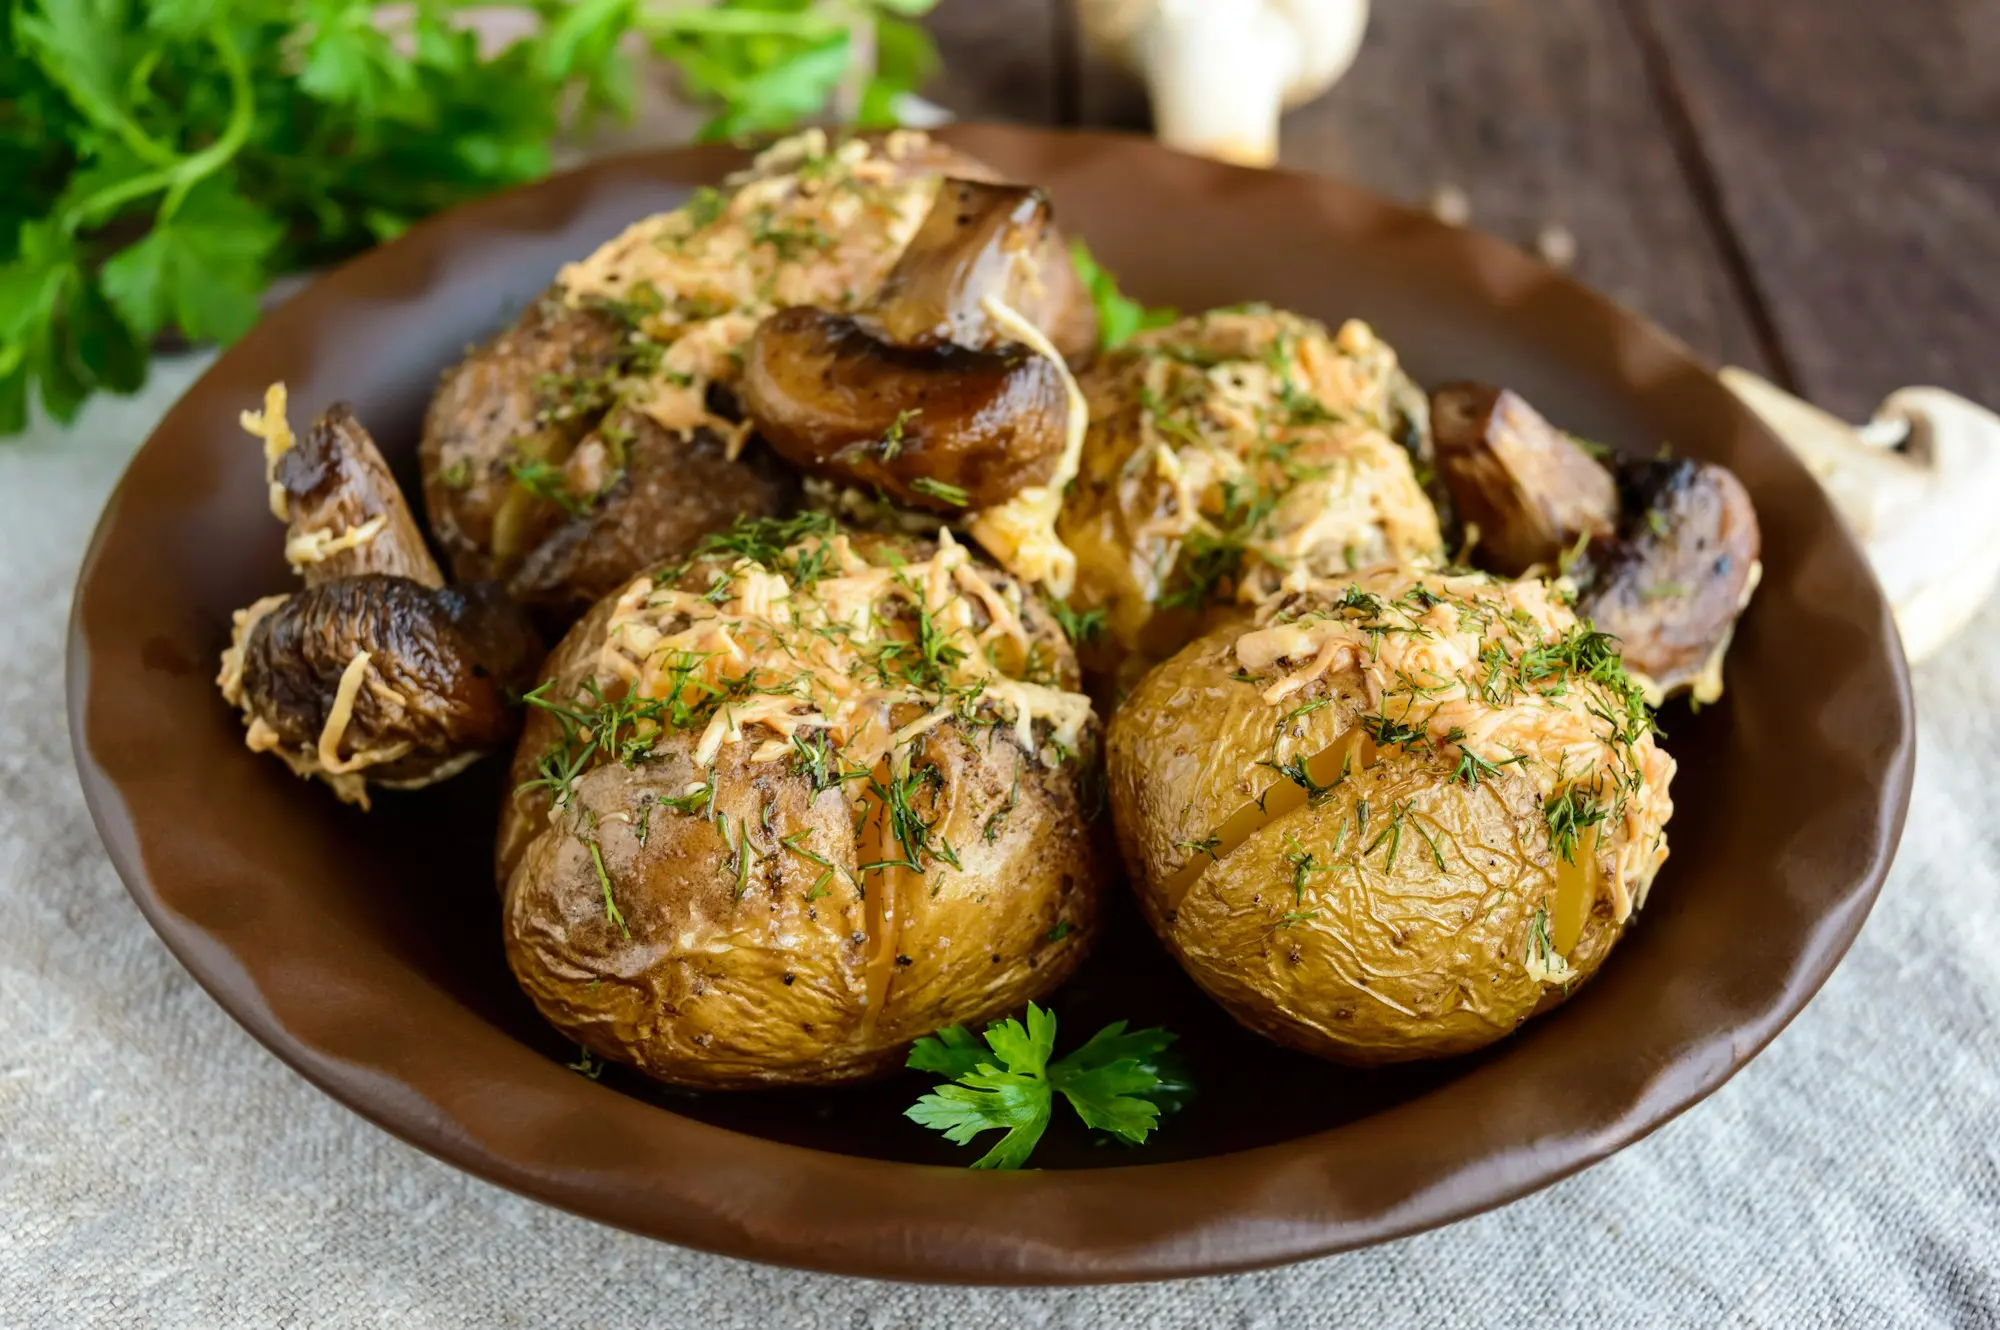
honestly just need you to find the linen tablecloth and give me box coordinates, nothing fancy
[3,360,1994,1328]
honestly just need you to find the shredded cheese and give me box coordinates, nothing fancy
[1233,568,1676,928]
[239,382,296,522]
[554,132,947,445]
[595,527,1094,782]
[284,513,387,569]
[1059,308,1443,651]
[317,650,375,773]
[965,293,1090,597]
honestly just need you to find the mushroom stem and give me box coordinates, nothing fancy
[1081,0,1371,166]
[1720,368,2000,663]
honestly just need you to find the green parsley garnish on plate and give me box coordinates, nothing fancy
[905,1003,1189,1169]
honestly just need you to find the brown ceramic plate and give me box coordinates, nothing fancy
[67,126,1913,1284]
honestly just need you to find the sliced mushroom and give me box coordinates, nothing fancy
[740,179,1086,515]
[223,388,542,806]
[224,576,542,801]
[1574,458,1762,704]
[1431,382,1617,575]
[276,403,443,587]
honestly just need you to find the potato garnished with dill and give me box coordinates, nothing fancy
[498,513,1108,1088]
[421,129,1058,614]
[1107,565,1675,1064]
[1059,307,1444,686]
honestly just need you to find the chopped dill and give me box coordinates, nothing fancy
[875,408,920,461]
[1543,784,1608,863]
[506,457,593,517]
[910,476,970,507]
[1174,834,1223,860]
[586,838,630,938]
[1050,598,1107,645]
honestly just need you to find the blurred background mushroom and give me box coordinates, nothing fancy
[1075,0,1370,165]
[1722,372,2000,665]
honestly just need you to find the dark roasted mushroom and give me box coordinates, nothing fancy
[417,134,1056,615]
[739,178,1089,515]
[223,389,541,806]
[277,402,443,586]
[225,577,541,800]
[1431,382,1617,574]
[1574,458,1762,703]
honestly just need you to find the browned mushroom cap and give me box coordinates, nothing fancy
[1431,382,1618,575]
[224,576,542,803]
[277,403,442,587]
[864,178,1090,355]
[1575,458,1762,703]
[739,179,1087,515]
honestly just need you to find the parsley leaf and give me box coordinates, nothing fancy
[98,175,280,342]
[905,1003,1187,1169]
[1069,239,1178,350]
[0,0,942,435]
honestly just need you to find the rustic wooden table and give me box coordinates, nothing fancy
[925,0,1997,423]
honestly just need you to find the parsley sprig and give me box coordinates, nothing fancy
[906,1003,1189,1169]
[1,0,940,434]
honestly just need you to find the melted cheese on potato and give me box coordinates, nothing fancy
[1060,307,1443,651]
[1233,567,1676,922]
[594,525,1093,780]
[557,130,949,445]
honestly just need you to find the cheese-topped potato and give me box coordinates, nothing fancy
[420,130,1020,614]
[499,514,1109,1088]
[1058,307,1445,687]
[1107,566,1674,1064]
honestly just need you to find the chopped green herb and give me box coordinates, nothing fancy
[1543,784,1608,863]
[910,476,969,507]
[507,457,593,517]
[1050,598,1108,645]
[586,838,630,938]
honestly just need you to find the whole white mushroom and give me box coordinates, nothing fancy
[1078,0,1371,165]
[1722,369,2000,664]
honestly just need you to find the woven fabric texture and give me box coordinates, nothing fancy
[2,363,1995,1329]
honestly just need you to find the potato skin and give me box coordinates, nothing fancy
[420,294,625,585]
[498,537,1107,1088]
[1108,600,1644,1065]
[1152,748,1621,1064]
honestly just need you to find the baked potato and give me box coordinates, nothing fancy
[1058,308,1444,690]
[1107,566,1676,1063]
[498,515,1108,1088]
[419,130,1087,615]
[219,387,541,806]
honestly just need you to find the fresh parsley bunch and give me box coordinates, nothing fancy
[0,0,939,435]
[906,1002,1190,1169]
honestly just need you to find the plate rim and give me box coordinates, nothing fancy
[66,123,1917,1285]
